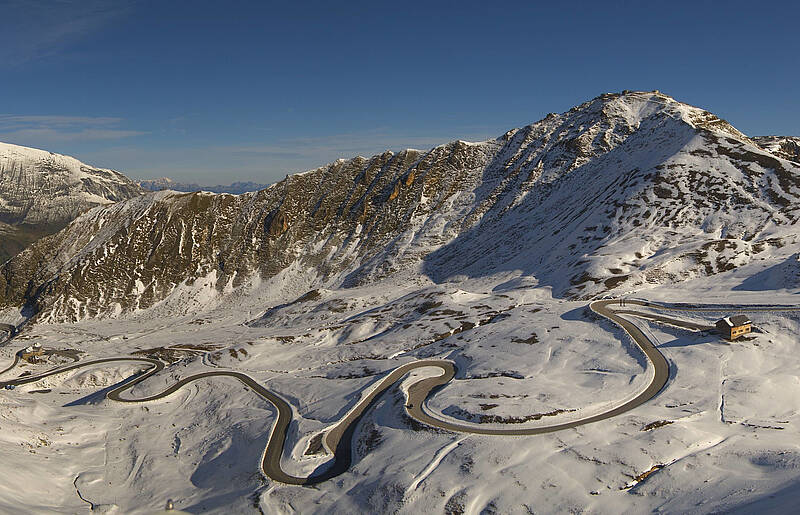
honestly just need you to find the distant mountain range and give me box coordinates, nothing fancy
[138,177,270,194]
[2,90,800,323]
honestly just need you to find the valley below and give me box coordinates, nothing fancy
[1,276,800,514]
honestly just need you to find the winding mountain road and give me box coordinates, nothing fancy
[0,299,769,485]
[0,323,15,344]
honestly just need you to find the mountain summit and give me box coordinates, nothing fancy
[0,142,142,263]
[2,91,799,322]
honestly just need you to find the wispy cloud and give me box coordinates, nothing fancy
[0,115,123,127]
[1,0,134,65]
[0,114,146,143]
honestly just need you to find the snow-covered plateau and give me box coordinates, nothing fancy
[1,91,800,514]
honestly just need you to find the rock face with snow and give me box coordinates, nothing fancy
[753,136,800,163]
[2,91,800,322]
[0,142,143,263]
[0,142,143,225]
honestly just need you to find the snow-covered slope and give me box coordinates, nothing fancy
[0,142,143,263]
[3,256,800,514]
[2,91,800,323]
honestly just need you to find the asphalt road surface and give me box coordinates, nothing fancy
[0,323,15,344]
[0,299,771,485]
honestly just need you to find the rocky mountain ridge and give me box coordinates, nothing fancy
[2,90,800,323]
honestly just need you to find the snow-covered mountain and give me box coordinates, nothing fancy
[0,142,143,263]
[2,91,800,323]
[138,177,270,194]
[0,142,143,225]
[4,91,800,514]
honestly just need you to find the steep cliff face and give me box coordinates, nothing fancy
[2,91,800,322]
[0,142,143,263]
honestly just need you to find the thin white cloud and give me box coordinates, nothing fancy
[0,115,124,128]
[0,114,146,143]
[1,0,134,65]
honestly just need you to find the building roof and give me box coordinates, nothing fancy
[730,314,751,326]
[718,314,751,327]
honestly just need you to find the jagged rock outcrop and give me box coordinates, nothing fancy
[268,209,289,236]
[2,91,800,322]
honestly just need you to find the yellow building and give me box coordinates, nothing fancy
[21,344,44,362]
[715,315,752,340]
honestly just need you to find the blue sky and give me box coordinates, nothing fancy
[1,0,798,184]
